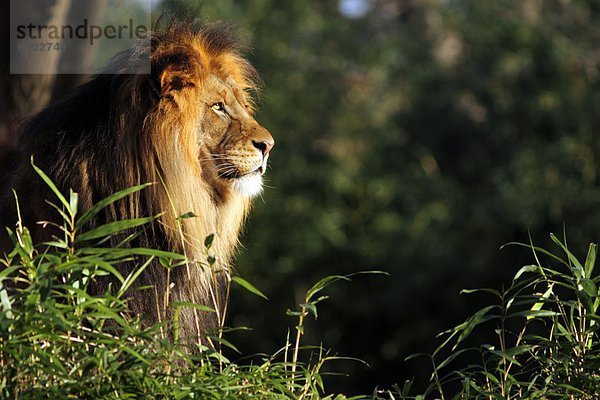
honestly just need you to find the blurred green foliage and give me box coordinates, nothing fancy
[161,0,600,394]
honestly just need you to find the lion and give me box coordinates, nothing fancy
[1,21,274,341]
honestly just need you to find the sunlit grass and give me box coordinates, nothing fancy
[2,162,599,399]
[0,162,364,399]
[390,234,600,399]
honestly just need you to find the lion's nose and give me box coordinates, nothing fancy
[252,139,274,156]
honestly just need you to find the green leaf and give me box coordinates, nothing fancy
[232,276,268,300]
[436,348,472,370]
[171,301,215,313]
[78,247,186,260]
[39,278,52,302]
[208,335,241,354]
[76,183,153,229]
[577,288,595,314]
[301,302,318,319]
[176,211,197,221]
[93,261,125,283]
[528,284,553,320]
[451,305,497,349]
[306,275,350,302]
[550,233,584,278]
[434,306,498,354]
[0,266,20,281]
[460,288,501,298]
[513,265,539,281]
[42,240,69,249]
[510,310,559,319]
[399,380,414,397]
[69,190,79,217]
[76,215,159,242]
[120,346,150,365]
[0,288,12,317]
[502,241,567,266]
[204,233,215,248]
[31,157,70,213]
[584,243,597,279]
[502,344,537,357]
[488,349,522,367]
[557,384,587,395]
[346,270,390,278]
[555,321,574,342]
[579,278,597,297]
[117,256,154,298]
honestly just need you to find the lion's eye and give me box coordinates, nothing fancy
[211,102,225,112]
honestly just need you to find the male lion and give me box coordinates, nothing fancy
[1,22,274,340]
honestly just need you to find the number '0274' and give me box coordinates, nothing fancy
[32,42,65,51]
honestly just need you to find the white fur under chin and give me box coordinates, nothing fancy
[233,173,263,197]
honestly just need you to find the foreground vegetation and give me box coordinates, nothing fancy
[1,169,599,398]
[0,167,365,399]
[408,233,600,399]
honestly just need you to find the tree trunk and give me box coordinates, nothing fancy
[1,0,105,183]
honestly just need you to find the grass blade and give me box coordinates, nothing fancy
[76,215,160,242]
[31,157,70,213]
[76,183,153,229]
[232,276,268,300]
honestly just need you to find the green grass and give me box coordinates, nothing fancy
[0,163,365,399]
[1,163,599,399]
[398,234,600,399]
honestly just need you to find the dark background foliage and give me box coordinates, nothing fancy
[1,0,599,395]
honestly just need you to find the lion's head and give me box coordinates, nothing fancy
[3,21,274,340]
[199,75,274,197]
[147,24,274,201]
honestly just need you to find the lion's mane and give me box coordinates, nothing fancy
[2,22,268,340]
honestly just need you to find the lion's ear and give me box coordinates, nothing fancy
[157,58,197,96]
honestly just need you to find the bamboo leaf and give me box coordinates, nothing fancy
[76,183,153,229]
[510,310,559,319]
[117,256,154,297]
[502,241,567,265]
[489,349,522,367]
[513,265,540,282]
[301,302,318,319]
[550,233,584,278]
[176,211,197,221]
[78,247,186,260]
[306,275,350,302]
[171,301,215,313]
[502,344,537,357]
[69,190,79,217]
[204,233,215,248]
[577,288,595,314]
[436,348,472,370]
[0,288,12,315]
[76,215,159,242]
[232,276,268,300]
[584,243,597,279]
[528,284,554,320]
[578,278,597,298]
[31,157,70,212]
[454,307,497,348]
[460,288,501,298]
[208,335,241,354]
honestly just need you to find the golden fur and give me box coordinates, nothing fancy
[2,22,274,340]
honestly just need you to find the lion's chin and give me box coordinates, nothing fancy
[232,172,263,198]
